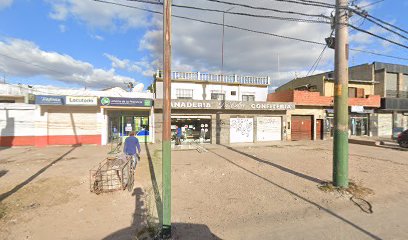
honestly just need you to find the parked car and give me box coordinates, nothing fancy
[397,129,408,148]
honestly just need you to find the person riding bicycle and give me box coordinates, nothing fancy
[123,131,141,169]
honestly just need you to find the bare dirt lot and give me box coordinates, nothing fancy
[1,141,408,240]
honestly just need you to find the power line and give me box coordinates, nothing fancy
[357,0,385,9]
[307,29,334,76]
[349,23,408,50]
[187,0,332,19]
[349,8,408,35]
[265,0,335,8]
[93,0,408,61]
[351,10,408,41]
[127,0,330,24]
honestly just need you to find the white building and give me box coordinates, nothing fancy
[155,71,270,101]
[153,71,294,144]
[0,83,155,147]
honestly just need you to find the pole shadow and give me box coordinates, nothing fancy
[0,147,77,202]
[103,187,221,240]
[221,144,324,184]
[207,149,382,240]
[0,169,8,178]
[145,143,163,225]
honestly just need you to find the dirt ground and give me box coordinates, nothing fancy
[0,140,407,240]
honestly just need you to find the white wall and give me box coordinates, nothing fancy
[0,103,37,137]
[156,82,268,101]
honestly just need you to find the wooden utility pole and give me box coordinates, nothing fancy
[162,0,172,237]
[333,0,349,188]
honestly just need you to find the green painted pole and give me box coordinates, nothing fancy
[333,0,349,188]
[162,0,172,237]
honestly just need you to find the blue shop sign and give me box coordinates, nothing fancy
[99,97,152,107]
[35,95,65,105]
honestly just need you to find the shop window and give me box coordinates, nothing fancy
[176,89,193,99]
[211,93,225,100]
[231,91,237,96]
[242,95,255,101]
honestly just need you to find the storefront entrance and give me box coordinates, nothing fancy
[350,115,368,136]
[108,111,150,142]
[171,116,211,144]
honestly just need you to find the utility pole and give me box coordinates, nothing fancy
[162,0,172,238]
[333,0,349,188]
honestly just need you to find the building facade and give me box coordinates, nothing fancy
[154,71,294,144]
[0,84,155,147]
[270,63,383,140]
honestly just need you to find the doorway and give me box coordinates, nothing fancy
[108,111,150,142]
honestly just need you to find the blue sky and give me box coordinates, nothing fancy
[0,0,407,90]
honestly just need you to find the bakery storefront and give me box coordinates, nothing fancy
[99,97,154,144]
[154,99,295,145]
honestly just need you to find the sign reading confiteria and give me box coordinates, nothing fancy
[156,99,295,110]
[66,96,98,106]
[35,95,64,105]
[100,97,153,107]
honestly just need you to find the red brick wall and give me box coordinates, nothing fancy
[267,90,294,102]
[292,91,332,106]
[268,90,381,107]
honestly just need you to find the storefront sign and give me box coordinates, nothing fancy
[35,95,64,105]
[161,100,295,111]
[351,106,364,113]
[66,96,98,106]
[100,97,153,107]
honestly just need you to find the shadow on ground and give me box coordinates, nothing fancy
[208,147,382,240]
[103,187,221,240]
[0,147,77,202]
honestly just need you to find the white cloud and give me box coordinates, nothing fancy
[104,53,155,77]
[138,0,337,87]
[0,38,137,88]
[46,0,152,30]
[91,34,104,41]
[0,0,13,10]
[59,24,67,33]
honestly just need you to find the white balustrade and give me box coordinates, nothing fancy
[157,70,270,85]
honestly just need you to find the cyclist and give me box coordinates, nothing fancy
[123,131,141,169]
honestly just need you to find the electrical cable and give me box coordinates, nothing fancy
[127,0,330,24]
[306,29,334,76]
[348,23,408,50]
[349,8,408,35]
[183,0,332,19]
[93,0,408,61]
[352,11,408,41]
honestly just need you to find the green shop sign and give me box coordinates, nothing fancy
[99,97,153,107]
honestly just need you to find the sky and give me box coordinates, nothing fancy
[0,0,407,91]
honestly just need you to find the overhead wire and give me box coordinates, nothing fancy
[348,23,408,50]
[306,29,334,76]
[127,0,330,24]
[185,0,332,19]
[93,0,408,61]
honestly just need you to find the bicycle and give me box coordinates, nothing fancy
[125,153,140,192]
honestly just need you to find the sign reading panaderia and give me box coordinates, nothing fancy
[35,95,64,105]
[66,96,98,106]
[100,97,153,107]
[156,99,295,110]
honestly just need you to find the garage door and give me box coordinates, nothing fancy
[291,115,313,141]
[230,118,254,143]
[257,117,281,141]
